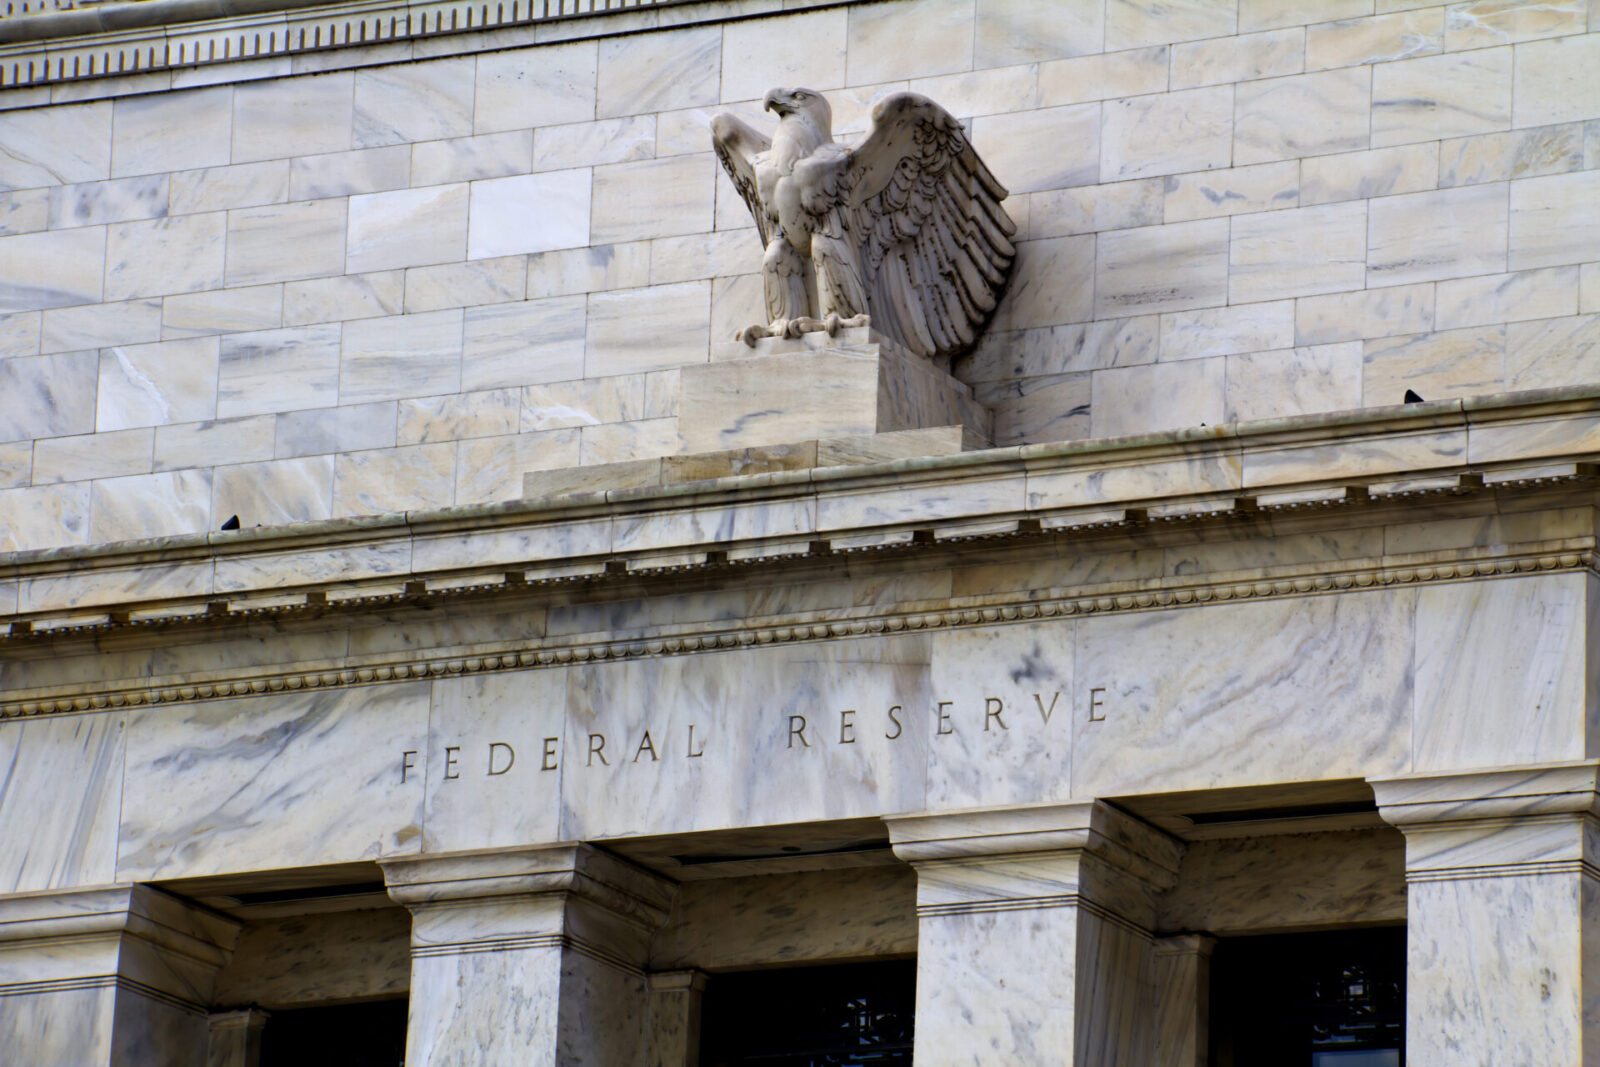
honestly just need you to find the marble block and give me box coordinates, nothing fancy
[117,684,430,881]
[680,329,991,453]
[522,425,975,499]
[0,712,124,893]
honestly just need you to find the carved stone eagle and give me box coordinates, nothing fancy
[712,87,1016,369]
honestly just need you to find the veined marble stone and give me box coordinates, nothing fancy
[680,328,991,453]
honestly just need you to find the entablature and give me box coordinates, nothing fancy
[1,386,1597,719]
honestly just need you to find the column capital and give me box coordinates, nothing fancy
[207,1008,270,1067]
[1371,761,1600,882]
[0,883,239,1010]
[1154,932,1217,959]
[1371,760,1600,826]
[647,969,707,994]
[382,846,674,1065]
[380,843,675,931]
[885,801,1183,890]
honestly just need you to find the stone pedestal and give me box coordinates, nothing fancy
[886,803,1182,1065]
[683,328,992,453]
[647,969,705,1067]
[382,845,675,1066]
[1372,762,1600,1065]
[205,1008,268,1067]
[0,884,240,1066]
[1154,934,1214,1067]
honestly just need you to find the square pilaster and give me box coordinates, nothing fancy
[1373,761,1600,1065]
[0,884,239,1066]
[382,844,676,1066]
[887,802,1182,1065]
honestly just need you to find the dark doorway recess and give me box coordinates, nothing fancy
[258,997,408,1067]
[1210,926,1405,1066]
[700,958,916,1066]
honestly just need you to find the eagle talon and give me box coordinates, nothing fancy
[737,324,771,347]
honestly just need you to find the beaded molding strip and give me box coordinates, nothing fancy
[3,542,1591,720]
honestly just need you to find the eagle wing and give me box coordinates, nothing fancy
[803,93,1016,364]
[710,111,773,248]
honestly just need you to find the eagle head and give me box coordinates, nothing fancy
[763,87,832,134]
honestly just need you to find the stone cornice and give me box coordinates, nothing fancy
[1,538,1593,720]
[1,387,1599,719]
[3,386,1596,612]
[0,0,841,94]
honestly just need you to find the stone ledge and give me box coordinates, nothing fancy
[2,540,1593,720]
[523,425,980,499]
[0,385,1596,626]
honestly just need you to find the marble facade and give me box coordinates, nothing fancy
[2,0,1599,1064]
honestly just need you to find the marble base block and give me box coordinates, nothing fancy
[1155,934,1214,1067]
[887,803,1182,1066]
[382,845,675,1066]
[681,328,992,454]
[205,1008,268,1067]
[647,970,705,1067]
[523,424,980,499]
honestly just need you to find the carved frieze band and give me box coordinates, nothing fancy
[5,546,1590,720]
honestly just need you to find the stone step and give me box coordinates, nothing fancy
[522,425,981,500]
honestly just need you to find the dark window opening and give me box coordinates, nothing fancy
[700,959,915,1066]
[1210,927,1405,1066]
[258,997,408,1067]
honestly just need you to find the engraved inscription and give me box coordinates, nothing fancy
[402,684,1102,778]
[1088,686,1107,722]
[488,741,515,776]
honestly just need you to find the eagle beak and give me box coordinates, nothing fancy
[763,88,786,114]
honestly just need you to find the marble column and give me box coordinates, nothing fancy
[205,1008,268,1067]
[0,884,240,1066]
[886,802,1183,1065]
[1372,761,1600,1064]
[1153,933,1213,1067]
[647,969,705,1067]
[381,844,675,1066]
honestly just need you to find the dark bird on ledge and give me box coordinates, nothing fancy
[219,515,240,531]
[1404,390,1424,404]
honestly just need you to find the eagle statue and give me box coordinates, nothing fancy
[711,87,1017,369]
